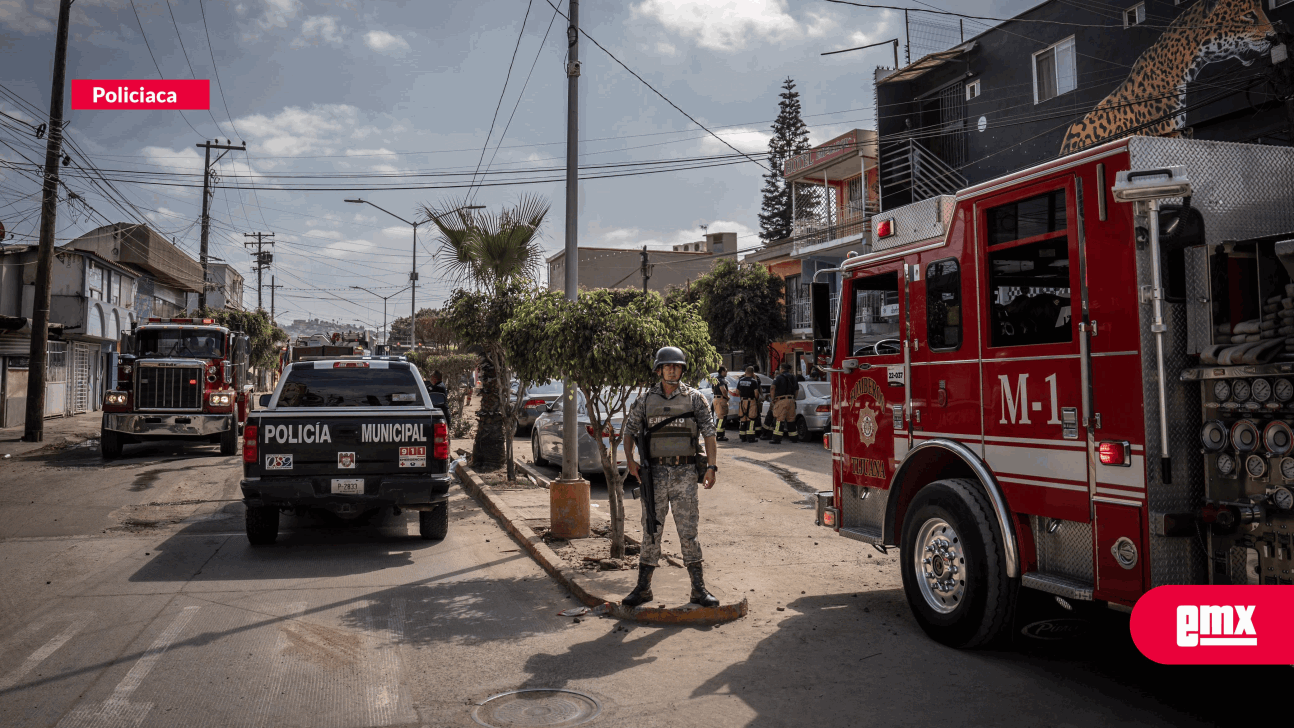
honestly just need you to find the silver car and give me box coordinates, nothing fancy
[530,389,638,477]
[761,380,833,438]
[511,380,564,433]
[700,371,772,428]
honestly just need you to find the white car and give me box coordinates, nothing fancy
[761,380,832,438]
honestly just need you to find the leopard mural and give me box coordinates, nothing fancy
[1058,0,1274,155]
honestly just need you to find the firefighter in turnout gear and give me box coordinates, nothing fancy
[771,362,799,444]
[622,346,720,609]
[711,366,730,441]
[736,366,762,443]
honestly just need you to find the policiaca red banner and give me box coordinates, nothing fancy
[71,80,209,110]
[1130,585,1294,664]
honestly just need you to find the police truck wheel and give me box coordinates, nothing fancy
[900,478,1016,648]
[531,431,549,466]
[101,430,123,460]
[245,506,279,545]
[220,426,238,456]
[419,504,448,540]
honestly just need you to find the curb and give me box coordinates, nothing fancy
[455,461,747,626]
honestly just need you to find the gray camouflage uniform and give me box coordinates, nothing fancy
[623,381,716,567]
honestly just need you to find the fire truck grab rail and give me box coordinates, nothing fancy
[891,438,1020,578]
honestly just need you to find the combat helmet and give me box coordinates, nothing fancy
[653,346,688,373]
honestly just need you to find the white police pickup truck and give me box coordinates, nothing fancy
[240,357,452,544]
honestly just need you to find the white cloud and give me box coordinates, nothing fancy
[258,0,300,30]
[697,126,772,156]
[632,0,799,51]
[320,238,375,259]
[305,229,344,240]
[0,0,53,33]
[292,15,344,48]
[364,30,410,54]
[232,104,382,158]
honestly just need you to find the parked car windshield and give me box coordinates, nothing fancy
[802,382,831,399]
[138,329,225,359]
[277,365,424,407]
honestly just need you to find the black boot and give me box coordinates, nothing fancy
[622,564,655,607]
[687,563,720,607]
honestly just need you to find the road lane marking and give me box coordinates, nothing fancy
[360,598,414,727]
[0,614,92,691]
[56,605,200,728]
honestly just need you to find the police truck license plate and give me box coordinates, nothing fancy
[399,446,426,468]
[330,479,363,495]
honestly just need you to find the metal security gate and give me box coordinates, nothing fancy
[45,341,67,418]
[937,81,968,170]
[71,343,92,414]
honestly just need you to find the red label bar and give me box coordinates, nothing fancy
[1130,585,1294,664]
[71,80,209,110]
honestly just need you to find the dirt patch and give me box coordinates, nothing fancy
[530,524,647,572]
[279,620,363,669]
[473,467,543,491]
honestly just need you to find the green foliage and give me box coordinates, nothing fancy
[759,77,811,243]
[667,258,786,366]
[407,352,477,437]
[425,194,549,290]
[189,307,287,370]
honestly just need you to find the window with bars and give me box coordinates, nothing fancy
[1033,37,1076,103]
[846,176,866,217]
[1125,3,1146,27]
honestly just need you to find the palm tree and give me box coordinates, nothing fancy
[422,195,549,475]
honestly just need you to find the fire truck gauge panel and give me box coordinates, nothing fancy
[1276,378,1294,402]
[1232,379,1252,402]
[1200,421,1228,451]
[1245,454,1268,479]
[1282,457,1294,481]
[1230,420,1259,452]
[1212,380,1231,402]
[1252,378,1273,403]
[1264,421,1293,455]
[1271,486,1294,510]
[1217,453,1237,476]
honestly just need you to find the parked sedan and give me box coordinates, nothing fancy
[761,380,833,439]
[511,380,564,434]
[530,390,638,477]
[701,371,772,429]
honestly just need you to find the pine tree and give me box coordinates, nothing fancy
[759,77,811,244]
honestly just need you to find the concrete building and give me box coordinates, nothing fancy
[545,232,737,294]
[197,263,245,312]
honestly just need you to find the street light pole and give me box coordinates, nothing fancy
[351,285,410,351]
[345,200,481,349]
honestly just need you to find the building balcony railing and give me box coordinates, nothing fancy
[788,207,877,251]
[789,292,860,332]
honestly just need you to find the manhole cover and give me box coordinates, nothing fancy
[472,689,601,727]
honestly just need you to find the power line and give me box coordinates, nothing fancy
[827,0,1259,30]
[126,0,205,138]
[467,0,535,202]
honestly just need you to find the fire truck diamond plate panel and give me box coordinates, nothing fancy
[1030,516,1094,585]
[869,195,955,252]
[842,484,888,532]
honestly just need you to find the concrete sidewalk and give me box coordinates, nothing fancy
[456,461,748,626]
[0,410,102,458]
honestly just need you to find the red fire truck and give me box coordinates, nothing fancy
[101,317,252,458]
[811,137,1294,648]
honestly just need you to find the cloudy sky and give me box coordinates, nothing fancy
[0,0,1028,328]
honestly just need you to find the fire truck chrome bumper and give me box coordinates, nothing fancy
[103,413,232,437]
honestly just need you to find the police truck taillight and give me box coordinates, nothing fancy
[433,422,449,460]
[243,425,258,463]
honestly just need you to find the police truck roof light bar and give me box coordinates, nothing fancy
[145,317,216,325]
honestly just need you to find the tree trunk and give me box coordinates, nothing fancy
[471,355,506,471]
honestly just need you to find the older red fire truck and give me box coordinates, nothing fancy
[811,137,1294,647]
[101,317,252,458]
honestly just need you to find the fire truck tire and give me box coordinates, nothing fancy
[419,504,448,540]
[900,478,1016,648]
[101,430,123,460]
[220,426,238,456]
[245,506,279,545]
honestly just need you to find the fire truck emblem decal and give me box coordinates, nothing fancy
[858,403,879,446]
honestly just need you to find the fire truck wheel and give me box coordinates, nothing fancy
[219,426,238,456]
[419,504,448,540]
[245,506,279,546]
[101,430,123,460]
[900,478,1016,648]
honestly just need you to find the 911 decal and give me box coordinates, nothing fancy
[399,446,426,468]
[265,454,293,470]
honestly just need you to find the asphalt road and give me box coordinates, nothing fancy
[0,430,1281,727]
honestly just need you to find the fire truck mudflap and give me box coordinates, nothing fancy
[813,137,1294,648]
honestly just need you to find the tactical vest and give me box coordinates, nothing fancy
[736,376,759,399]
[642,389,700,458]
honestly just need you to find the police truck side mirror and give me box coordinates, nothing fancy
[810,282,832,342]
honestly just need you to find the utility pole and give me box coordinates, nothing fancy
[23,0,73,443]
[269,276,283,324]
[553,0,588,538]
[640,245,651,293]
[243,232,274,310]
[197,140,246,310]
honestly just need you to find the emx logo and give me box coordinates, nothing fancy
[1131,586,1289,663]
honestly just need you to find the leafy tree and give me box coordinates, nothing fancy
[440,282,537,476]
[389,307,455,350]
[407,351,477,438]
[759,77,811,244]
[667,258,786,374]
[502,289,719,558]
[188,307,287,371]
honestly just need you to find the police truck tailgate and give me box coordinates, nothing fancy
[248,413,449,478]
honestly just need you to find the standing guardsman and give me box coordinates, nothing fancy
[736,366,763,443]
[711,366,730,442]
[621,346,720,608]
[770,361,800,444]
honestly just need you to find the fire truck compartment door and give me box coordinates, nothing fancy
[836,265,906,494]
[978,177,1092,524]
